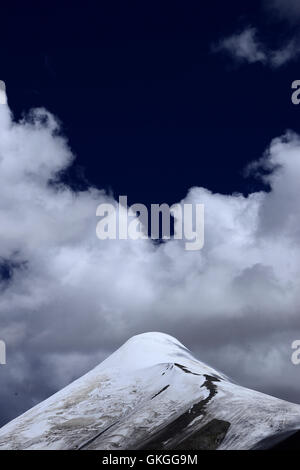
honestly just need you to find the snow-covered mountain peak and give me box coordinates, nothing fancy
[0,332,300,450]
[98,331,219,375]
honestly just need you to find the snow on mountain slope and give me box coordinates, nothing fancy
[0,332,300,450]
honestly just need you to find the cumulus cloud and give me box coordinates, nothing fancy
[214,26,299,68]
[1,99,300,425]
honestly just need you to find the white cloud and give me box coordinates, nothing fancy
[215,26,299,68]
[1,101,300,424]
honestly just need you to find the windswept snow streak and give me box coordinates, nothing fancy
[0,332,300,450]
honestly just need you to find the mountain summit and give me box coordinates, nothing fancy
[0,332,300,450]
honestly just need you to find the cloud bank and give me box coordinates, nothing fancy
[0,101,300,425]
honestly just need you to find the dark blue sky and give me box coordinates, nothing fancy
[2,1,300,205]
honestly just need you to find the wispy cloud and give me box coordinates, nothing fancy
[214,26,299,68]
[265,0,300,22]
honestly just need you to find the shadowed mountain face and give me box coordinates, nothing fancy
[0,332,299,450]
